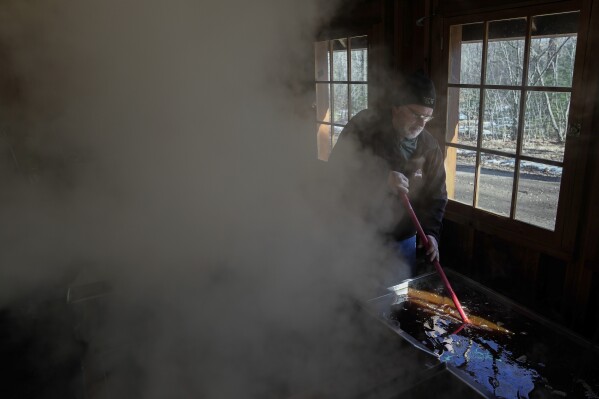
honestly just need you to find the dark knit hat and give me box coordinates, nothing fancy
[390,70,436,108]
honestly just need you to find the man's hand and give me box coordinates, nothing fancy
[425,235,439,262]
[421,235,439,263]
[388,171,409,195]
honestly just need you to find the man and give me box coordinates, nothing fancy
[328,70,447,281]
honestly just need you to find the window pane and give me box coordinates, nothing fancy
[315,83,330,122]
[350,84,367,118]
[451,148,476,205]
[515,161,562,230]
[314,41,330,81]
[315,36,367,161]
[482,89,520,153]
[528,12,579,87]
[350,36,368,82]
[461,41,483,84]
[317,123,332,161]
[332,84,348,124]
[486,18,527,86]
[523,91,569,162]
[477,153,515,216]
[449,23,483,84]
[332,125,344,147]
[332,39,348,81]
[447,87,480,146]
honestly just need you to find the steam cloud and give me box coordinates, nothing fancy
[0,1,407,397]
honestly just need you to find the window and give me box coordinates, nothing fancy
[445,12,579,231]
[314,36,368,161]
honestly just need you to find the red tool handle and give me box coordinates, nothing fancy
[400,193,470,324]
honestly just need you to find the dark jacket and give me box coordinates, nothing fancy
[328,108,448,242]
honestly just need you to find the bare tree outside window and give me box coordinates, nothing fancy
[445,12,579,231]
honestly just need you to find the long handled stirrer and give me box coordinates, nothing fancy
[400,193,470,324]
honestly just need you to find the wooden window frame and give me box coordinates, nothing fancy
[431,0,593,258]
[315,32,370,161]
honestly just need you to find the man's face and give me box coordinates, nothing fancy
[391,104,434,140]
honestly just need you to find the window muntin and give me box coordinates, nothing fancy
[445,12,579,231]
[315,36,368,161]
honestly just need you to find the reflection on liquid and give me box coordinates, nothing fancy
[374,279,599,398]
[398,308,537,398]
[397,288,512,334]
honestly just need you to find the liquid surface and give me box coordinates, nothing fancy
[369,274,599,398]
